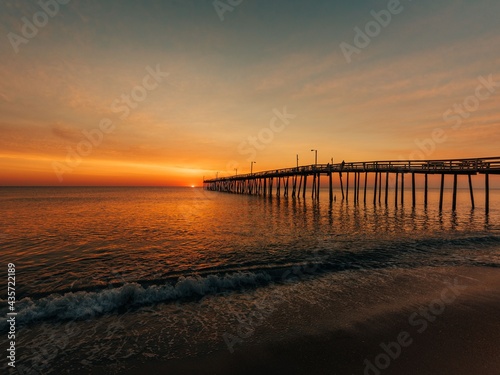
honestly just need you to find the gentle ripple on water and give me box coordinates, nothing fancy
[0,186,499,308]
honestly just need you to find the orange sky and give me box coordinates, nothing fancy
[1,1,499,186]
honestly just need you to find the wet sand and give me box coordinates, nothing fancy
[87,267,500,375]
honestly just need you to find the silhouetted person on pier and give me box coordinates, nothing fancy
[341,160,345,170]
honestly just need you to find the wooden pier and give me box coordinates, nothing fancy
[203,157,500,212]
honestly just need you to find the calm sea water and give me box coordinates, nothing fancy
[1,186,499,373]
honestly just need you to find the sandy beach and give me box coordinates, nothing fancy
[80,266,500,375]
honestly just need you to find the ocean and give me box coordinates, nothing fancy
[1,186,499,374]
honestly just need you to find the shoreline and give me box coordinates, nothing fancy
[80,266,500,375]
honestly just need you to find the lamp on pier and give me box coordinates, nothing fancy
[311,149,318,165]
[251,161,256,175]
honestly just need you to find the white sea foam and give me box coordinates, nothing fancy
[0,272,272,330]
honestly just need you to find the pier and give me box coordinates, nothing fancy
[203,157,500,212]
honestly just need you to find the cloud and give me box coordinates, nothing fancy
[51,123,82,142]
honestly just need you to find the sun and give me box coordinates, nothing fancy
[191,185,195,188]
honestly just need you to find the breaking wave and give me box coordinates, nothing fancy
[0,272,272,330]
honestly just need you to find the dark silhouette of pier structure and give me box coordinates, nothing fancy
[203,157,500,212]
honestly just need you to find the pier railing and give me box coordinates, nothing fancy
[205,157,500,182]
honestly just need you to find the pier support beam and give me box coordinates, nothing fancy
[468,174,475,209]
[353,172,357,203]
[439,174,445,211]
[378,172,382,204]
[401,173,405,205]
[357,173,361,203]
[311,174,316,199]
[346,172,350,202]
[395,173,399,207]
[424,174,428,207]
[373,172,378,205]
[364,172,367,204]
[385,172,389,205]
[329,172,333,202]
[316,173,320,199]
[485,173,490,214]
[412,173,416,208]
[302,175,307,199]
[452,174,458,211]
[340,173,344,200]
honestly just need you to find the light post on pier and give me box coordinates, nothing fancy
[311,149,318,165]
[234,168,237,176]
[296,154,299,170]
[250,161,256,175]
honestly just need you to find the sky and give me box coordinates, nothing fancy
[0,0,499,186]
